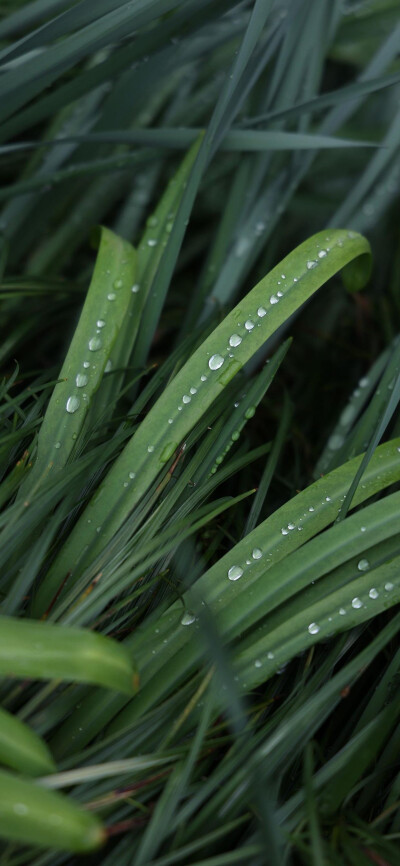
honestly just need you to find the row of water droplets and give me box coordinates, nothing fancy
[62,268,137,432]
[145,236,338,465]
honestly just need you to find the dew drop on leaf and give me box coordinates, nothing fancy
[228,565,243,581]
[66,396,80,414]
[209,354,224,370]
[357,559,369,572]
[308,623,319,634]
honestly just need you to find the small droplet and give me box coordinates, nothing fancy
[244,407,255,419]
[277,290,283,298]
[281,528,289,536]
[270,294,279,304]
[228,565,243,581]
[131,283,140,293]
[307,260,317,270]
[147,238,157,247]
[181,611,196,626]
[182,395,191,404]
[361,526,366,532]
[66,395,80,414]
[308,623,319,635]
[328,433,344,450]
[254,659,262,668]
[245,320,254,331]
[385,582,394,591]
[147,215,158,228]
[55,441,61,449]
[89,336,102,351]
[229,334,242,347]
[107,292,116,301]
[352,597,363,609]
[105,359,112,373]
[190,387,197,394]
[267,651,274,660]
[114,279,123,289]
[209,354,224,370]
[257,306,267,317]
[339,608,346,615]
[201,374,207,382]
[252,548,262,560]
[369,588,379,599]
[357,559,369,572]
[325,496,331,502]
[147,445,154,453]
[287,522,295,530]
[318,250,327,258]
[75,373,88,388]
[83,361,90,368]
[308,506,315,513]
[96,319,105,328]
[129,471,136,479]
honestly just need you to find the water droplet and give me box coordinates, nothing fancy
[267,652,274,659]
[308,506,315,513]
[257,306,267,317]
[131,283,140,293]
[228,565,243,581]
[75,373,88,388]
[83,361,90,368]
[245,320,254,331]
[359,377,369,388]
[129,471,136,479]
[254,659,262,668]
[308,623,319,635]
[281,528,289,536]
[209,354,224,370]
[231,431,240,441]
[244,406,255,419]
[105,359,112,372]
[107,292,116,301]
[201,374,207,382]
[96,319,105,328]
[147,445,154,453]
[287,522,295,530]
[89,336,102,351]
[357,559,369,572]
[277,290,283,298]
[168,418,173,424]
[114,279,123,289]
[66,395,80,413]
[123,481,129,487]
[385,582,394,591]
[182,395,191,404]
[369,588,379,599]
[306,260,317,270]
[318,250,327,258]
[181,611,196,626]
[352,597,363,609]
[147,215,158,228]
[147,238,157,247]
[325,496,331,502]
[190,387,197,395]
[269,295,279,304]
[252,548,262,559]
[361,526,366,533]
[55,441,61,449]
[229,334,242,347]
[339,608,346,615]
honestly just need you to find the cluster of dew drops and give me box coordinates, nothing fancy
[164,239,338,453]
[62,271,141,428]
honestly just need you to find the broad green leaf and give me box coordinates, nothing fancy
[0,706,56,777]
[0,767,104,852]
[33,228,371,616]
[0,616,137,694]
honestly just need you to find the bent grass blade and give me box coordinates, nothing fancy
[34,228,371,616]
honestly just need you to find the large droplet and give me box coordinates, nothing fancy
[252,548,262,560]
[369,588,379,599]
[89,337,102,351]
[182,395,191,404]
[181,611,196,626]
[75,373,88,388]
[308,622,319,635]
[66,396,80,414]
[352,597,363,609]
[229,334,242,347]
[209,354,224,370]
[306,260,317,270]
[228,565,243,581]
[357,559,369,572]
[269,295,279,305]
[96,319,105,328]
[257,307,267,317]
[245,320,254,331]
